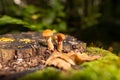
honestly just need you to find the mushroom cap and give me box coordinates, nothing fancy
[42,29,53,37]
[53,34,58,41]
[56,33,65,41]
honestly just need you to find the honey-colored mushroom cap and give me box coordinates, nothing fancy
[56,33,65,41]
[53,35,58,41]
[42,29,53,37]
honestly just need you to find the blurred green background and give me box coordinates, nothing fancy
[0,0,120,53]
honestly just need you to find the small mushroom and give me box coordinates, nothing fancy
[53,34,58,44]
[42,29,54,51]
[53,33,65,52]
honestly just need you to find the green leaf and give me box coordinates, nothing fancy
[0,15,27,25]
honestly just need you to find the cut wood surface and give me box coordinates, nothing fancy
[0,32,86,63]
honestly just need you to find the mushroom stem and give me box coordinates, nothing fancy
[42,29,54,51]
[53,33,65,52]
[47,37,54,51]
[58,41,63,52]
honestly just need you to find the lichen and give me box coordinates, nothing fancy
[19,38,31,43]
[0,37,14,42]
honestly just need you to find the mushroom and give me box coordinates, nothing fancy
[53,33,65,52]
[53,34,58,44]
[42,29,54,51]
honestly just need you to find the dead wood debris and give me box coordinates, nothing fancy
[0,55,45,75]
[45,51,102,70]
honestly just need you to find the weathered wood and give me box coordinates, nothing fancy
[0,32,86,76]
[0,32,86,63]
[0,49,15,63]
[16,48,35,59]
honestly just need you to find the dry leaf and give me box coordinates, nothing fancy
[70,53,102,64]
[45,51,102,70]
[46,58,71,70]
[46,51,75,65]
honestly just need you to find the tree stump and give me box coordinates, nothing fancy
[0,32,86,78]
[0,32,86,63]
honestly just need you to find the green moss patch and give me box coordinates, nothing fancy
[20,47,120,80]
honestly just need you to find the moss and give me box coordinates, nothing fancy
[20,67,62,80]
[20,47,120,80]
[86,47,112,55]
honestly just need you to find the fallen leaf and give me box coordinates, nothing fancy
[70,53,102,64]
[46,58,71,70]
[45,51,102,70]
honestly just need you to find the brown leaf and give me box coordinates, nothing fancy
[70,53,102,64]
[45,51,102,70]
[46,51,75,65]
[45,51,74,70]
[46,58,71,70]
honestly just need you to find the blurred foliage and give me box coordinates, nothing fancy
[0,0,119,52]
[0,0,104,33]
[0,0,67,32]
[20,47,120,80]
[0,0,120,34]
[0,15,26,25]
